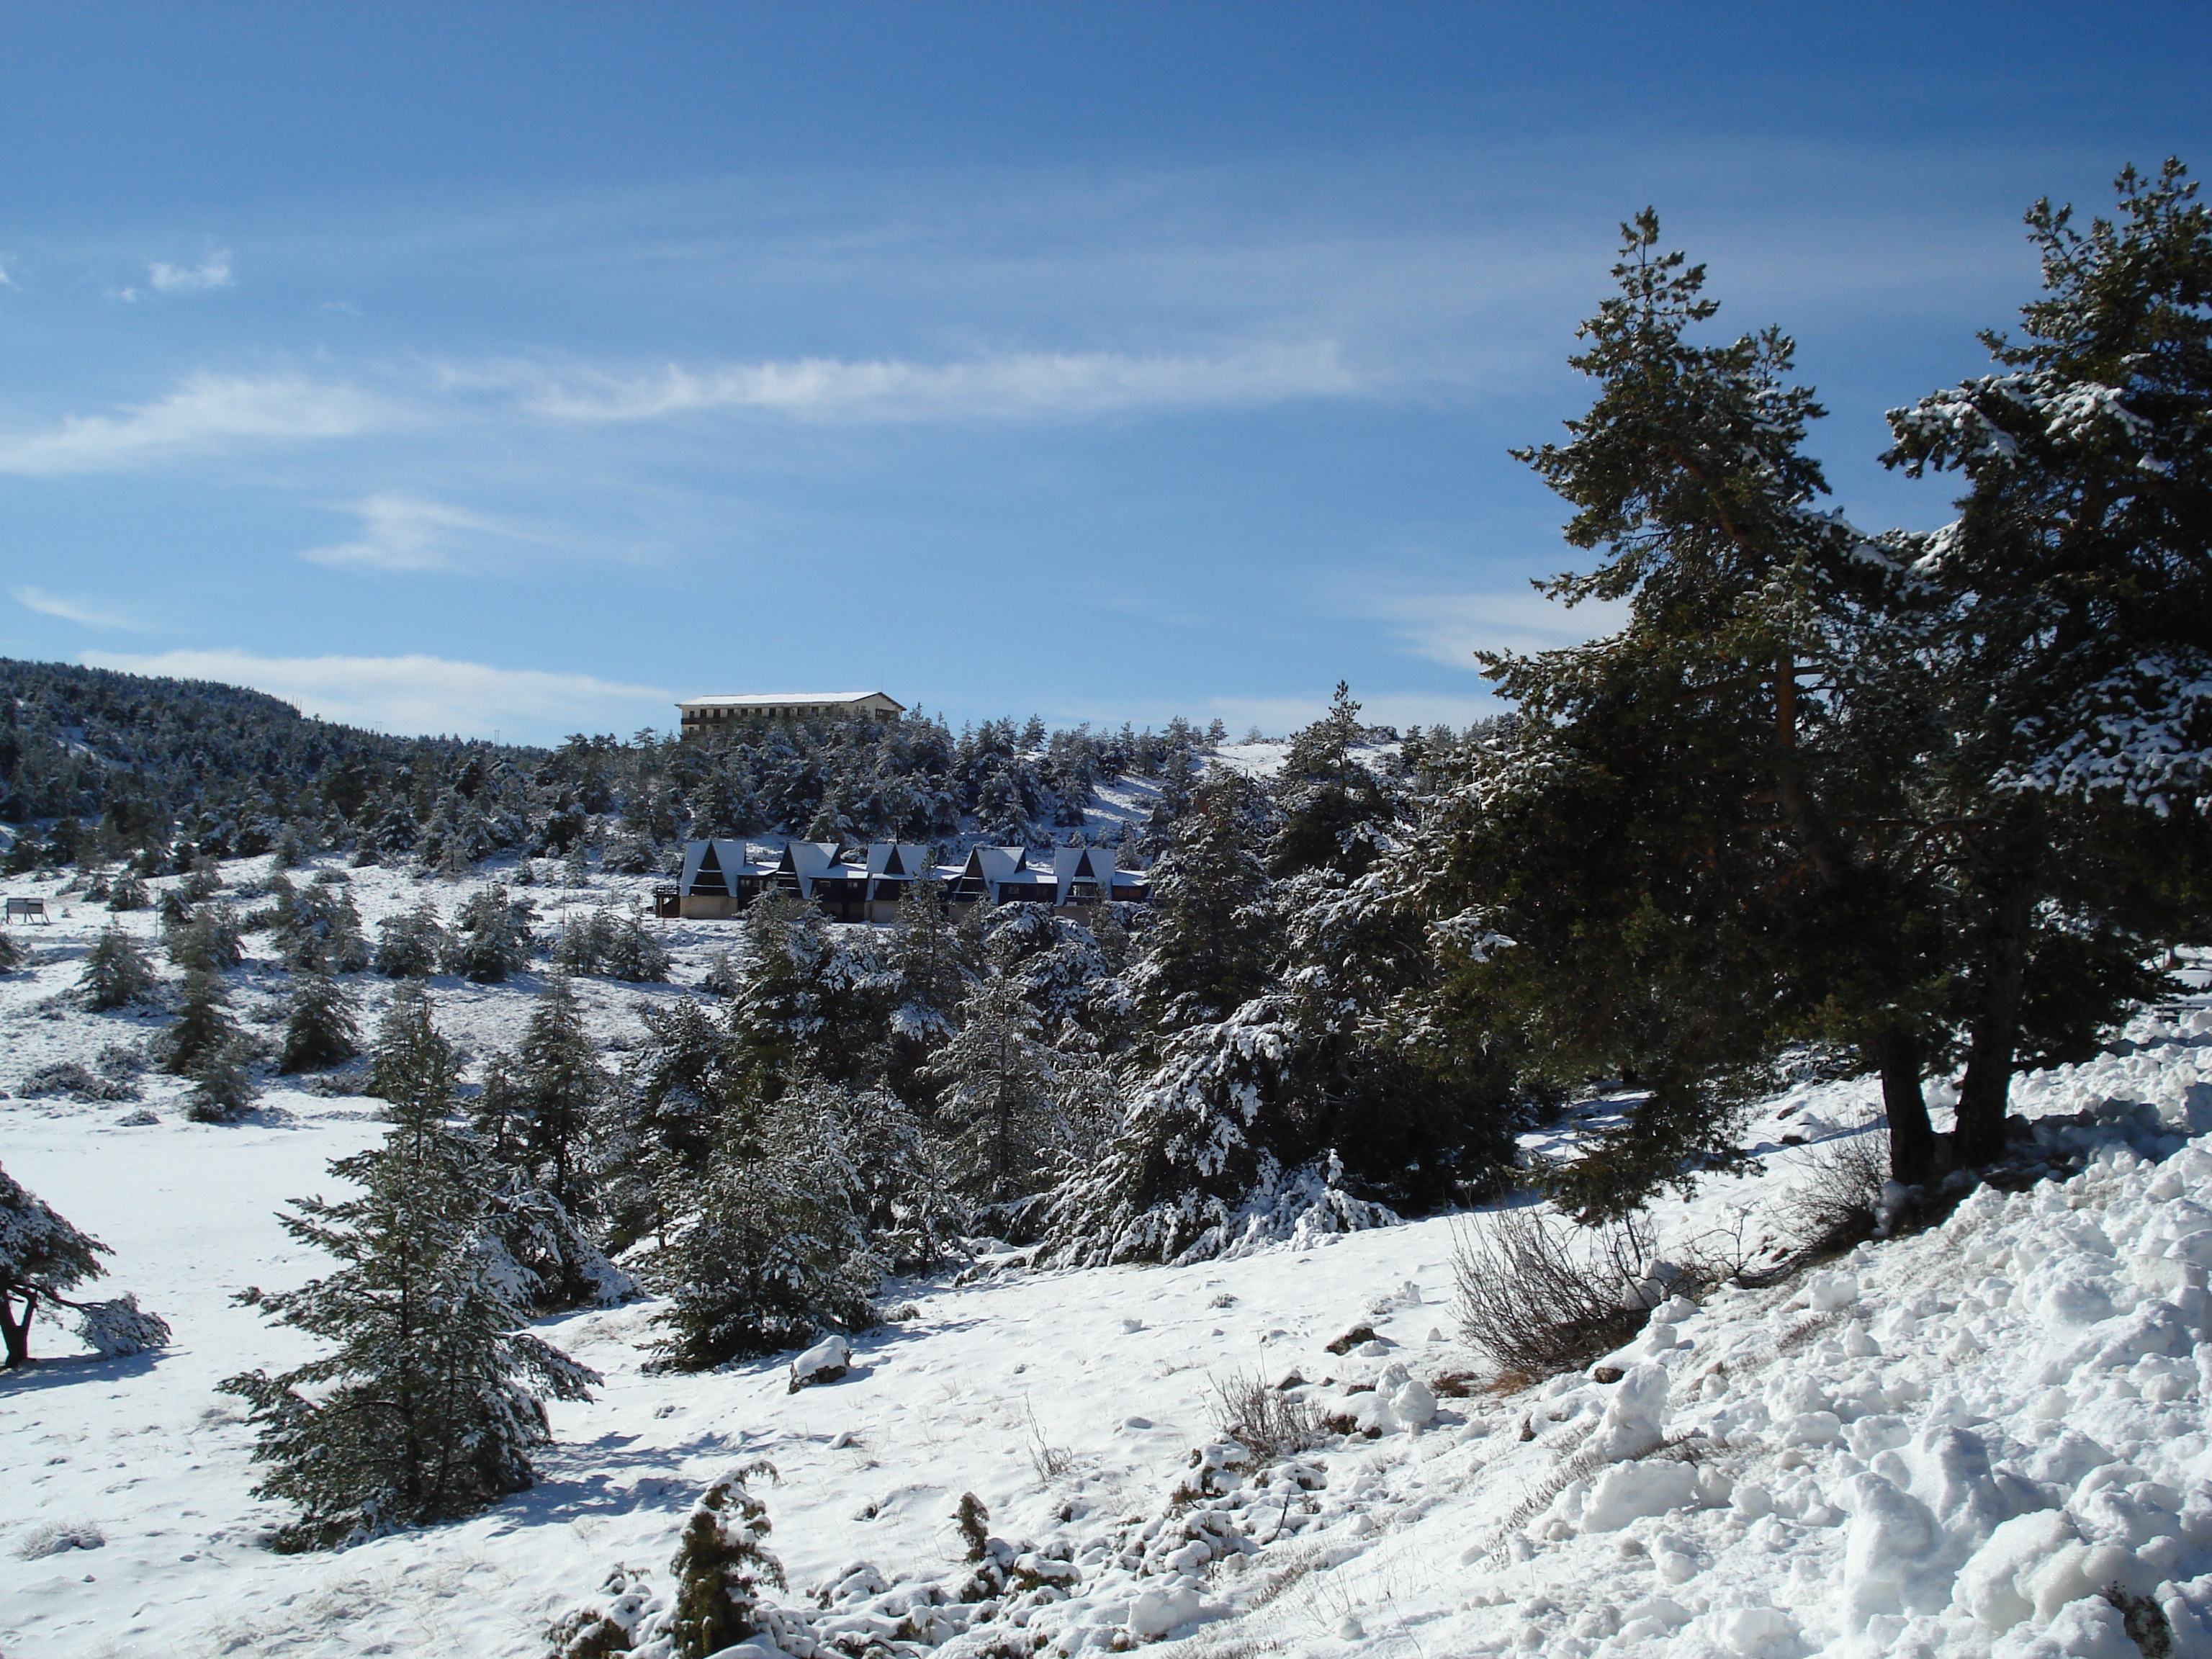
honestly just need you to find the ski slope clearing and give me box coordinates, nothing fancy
[4,854,2212,1658]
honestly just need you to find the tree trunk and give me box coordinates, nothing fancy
[1955,873,2035,1168]
[1869,1025,1936,1185]
[1,1291,35,1368]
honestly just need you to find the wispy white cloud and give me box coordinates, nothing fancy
[482,342,1370,425]
[1362,587,1631,670]
[1205,691,1512,737]
[300,493,536,574]
[0,373,387,475]
[13,586,150,630]
[146,251,235,295]
[0,255,17,290]
[80,649,671,740]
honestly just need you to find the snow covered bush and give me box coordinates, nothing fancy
[669,1466,786,1658]
[71,1292,171,1357]
[1206,1368,1327,1465]
[372,901,446,978]
[0,1160,166,1367]
[17,1059,138,1103]
[1046,1001,1396,1266]
[542,1466,790,1659]
[279,971,361,1073]
[78,922,158,1010]
[443,884,534,982]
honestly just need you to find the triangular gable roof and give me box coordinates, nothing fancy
[773,840,844,896]
[1048,845,1117,887]
[680,838,765,895]
[866,842,934,879]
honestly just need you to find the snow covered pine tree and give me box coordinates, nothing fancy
[220,986,598,1549]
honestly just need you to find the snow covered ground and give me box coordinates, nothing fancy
[5,850,2212,1658]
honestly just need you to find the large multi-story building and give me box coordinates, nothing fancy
[677,691,905,738]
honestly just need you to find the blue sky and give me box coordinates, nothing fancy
[2,4,2206,743]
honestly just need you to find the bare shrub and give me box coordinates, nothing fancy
[1452,1206,1658,1381]
[1776,1121,1888,1255]
[1020,1401,1076,1483]
[1205,1368,1327,1464]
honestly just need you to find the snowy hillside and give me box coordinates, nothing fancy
[6,850,2212,1658]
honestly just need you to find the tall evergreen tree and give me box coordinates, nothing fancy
[1879,159,2212,1163]
[921,974,1064,1216]
[219,992,598,1550]
[1127,770,1277,1037]
[1416,212,1949,1207]
[501,975,613,1218]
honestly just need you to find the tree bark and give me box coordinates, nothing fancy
[1869,1025,1936,1185]
[1,1291,35,1368]
[1955,872,2036,1167]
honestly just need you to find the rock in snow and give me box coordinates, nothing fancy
[788,1334,852,1393]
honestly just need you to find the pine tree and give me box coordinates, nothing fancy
[218,992,598,1550]
[79,922,158,1010]
[1879,160,2212,1164]
[280,972,361,1073]
[184,1036,261,1124]
[0,929,24,974]
[0,1161,170,1368]
[163,906,243,971]
[881,876,971,1102]
[601,912,671,983]
[727,888,834,1090]
[162,965,239,1077]
[921,974,1064,1216]
[1271,683,1402,880]
[667,1465,786,1659]
[610,999,739,1251]
[501,975,612,1218]
[372,900,447,978]
[1417,212,1949,1206]
[1128,771,1277,1035]
[107,871,149,912]
[444,884,533,982]
[276,882,369,974]
[649,1078,878,1372]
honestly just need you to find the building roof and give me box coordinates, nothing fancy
[678,691,905,711]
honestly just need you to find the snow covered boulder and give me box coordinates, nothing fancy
[1588,1362,1669,1460]
[1126,1582,1205,1640]
[788,1334,851,1393]
[1578,1459,1699,1532]
[1956,1510,2079,1632]
[1806,1270,1859,1312]
[1990,1593,2143,1659]
[1839,1472,1943,1632]
[1716,1605,1799,1657]
[1349,1362,1438,1435]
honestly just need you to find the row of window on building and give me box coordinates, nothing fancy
[657,840,1149,923]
